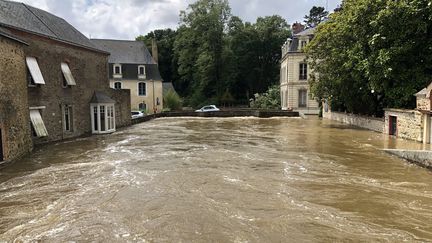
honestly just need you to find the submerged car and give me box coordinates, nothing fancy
[131,111,145,119]
[195,105,220,112]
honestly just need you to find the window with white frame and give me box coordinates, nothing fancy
[91,104,115,134]
[61,62,76,87]
[26,57,45,86]
[138,65,146,79]
[138,82,146,96]
[114,81,122,90]
[113,64,122,78]
[63,104,73,132]
[298,89,307,108]
[29,107,48,137]
[299,63,308,80]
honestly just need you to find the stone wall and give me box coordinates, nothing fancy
[417,96,430,111]
[322,109,384,133]
[0,35,32,162]
[8,29,131,144]
[106,89,131,128]
[384,109,423,142]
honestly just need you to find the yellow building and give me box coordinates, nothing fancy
[280,26,319,115]
[91,39,163,114]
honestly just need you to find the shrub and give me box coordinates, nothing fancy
[250,85,281,109]
[163,90,183,111]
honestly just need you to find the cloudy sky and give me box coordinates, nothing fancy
[19,0,342,40]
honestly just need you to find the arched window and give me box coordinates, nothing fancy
[138,82,146,96]
[114,82,122,89]
[139,103,146,111]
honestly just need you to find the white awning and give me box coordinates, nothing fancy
[61,62,76,86]
[26,57,45,84]
[29,109,48,137]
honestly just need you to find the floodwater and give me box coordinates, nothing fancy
[0,117,432,242]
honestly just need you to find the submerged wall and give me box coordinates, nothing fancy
[322,109,384,133]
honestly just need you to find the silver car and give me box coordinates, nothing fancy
[195,105,220,112]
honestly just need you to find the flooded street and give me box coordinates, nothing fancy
[1,117,432,242]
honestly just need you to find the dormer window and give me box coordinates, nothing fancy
[300,40,307,50]
[138,65,146,79]
[113,64,122,78]
[26,57,45,87]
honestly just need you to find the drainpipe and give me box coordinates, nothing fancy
[153,80,156,114]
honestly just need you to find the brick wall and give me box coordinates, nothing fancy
[0,36,32,162]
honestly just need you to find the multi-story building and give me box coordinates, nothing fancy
[0,0,131,162]
[91,39,163,114]
[280,23,319,115]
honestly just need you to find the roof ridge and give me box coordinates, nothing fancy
[21,2,59,39]
[91,38,141,42]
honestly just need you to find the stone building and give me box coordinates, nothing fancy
[0,30,33,164]
[384,82,432,143]
[280,23,319,115]
[0,0,131,149]
[91,39,163,114]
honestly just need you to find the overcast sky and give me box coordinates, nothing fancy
[19,0,342,40]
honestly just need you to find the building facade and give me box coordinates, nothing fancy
[0,0,131,160]
[91,39,163,114]
[280,24,319,115]
[0,31,33,163]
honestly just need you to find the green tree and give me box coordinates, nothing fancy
[307,0,432,116]
[250,84,281,109]
[174,0,231,106]
[136,29,178,86]
[304,6,328,28]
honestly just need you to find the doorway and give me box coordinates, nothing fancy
[0,128,3,161]
[389,116,397,136]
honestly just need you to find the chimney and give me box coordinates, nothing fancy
[151,38,159,65]
[292,22,305,35]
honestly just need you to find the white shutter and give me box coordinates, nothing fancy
[26,57,45,84]
[29,110,48,137]
[61,62,76,86]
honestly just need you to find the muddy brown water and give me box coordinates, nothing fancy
[0,117,432,242]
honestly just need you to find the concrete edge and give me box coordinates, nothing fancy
[383,149,432,170]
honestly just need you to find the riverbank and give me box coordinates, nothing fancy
[131,109,299,124]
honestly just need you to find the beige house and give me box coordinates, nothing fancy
[280,24,319,115]
[91,39,163,114]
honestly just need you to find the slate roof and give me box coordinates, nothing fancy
[146,64,163,81]
[163,82,178,96]
[294,27,315,37]
[90,91,115,104]
[0,27,27,45]
[0,0,104,53]
[90,39,156,64]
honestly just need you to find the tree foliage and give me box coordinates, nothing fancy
[304,6,328,28]
[307,0,432,116]
[136,29,178,85]
[163,90,183,111]
[249,85,281,109]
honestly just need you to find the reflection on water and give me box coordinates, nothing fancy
[0,117,432,242]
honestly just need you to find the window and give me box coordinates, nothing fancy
[138,82,146,96]
[139,103,146,111]
[29,108,48,137]
[63,105,73,132]
[300,40,307,50]
[91,104,115,134]
[114,82,122,90]
[138,65,146,79]
[113,64,122,78]
[298,89,307,108]
[61,62,76,86]
[299,63,308,80]
[26,57,45,85]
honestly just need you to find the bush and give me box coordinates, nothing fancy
[249,85,281,109]
[163,90,183,111]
